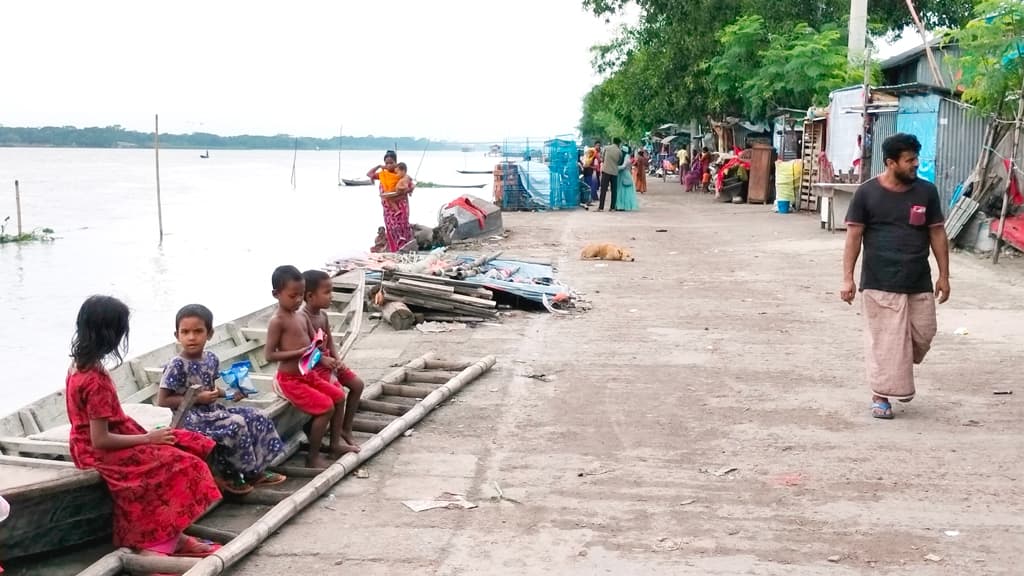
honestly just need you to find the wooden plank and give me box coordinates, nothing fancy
[18,409,41,435]
[241,327,348,343]
[123,382,159,404]
[171,385,201,429]
[226,322,266,370]
[0,437,71,457]
[396,278,457,294]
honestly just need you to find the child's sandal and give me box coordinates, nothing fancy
[254,471,287,486]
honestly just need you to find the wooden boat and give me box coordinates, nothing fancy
[340,178,372,187]
[456,170,492,175]
[0,273,365,563]
[200,150,210,159]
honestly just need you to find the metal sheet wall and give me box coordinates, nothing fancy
[935,99,988,213]
[869,111,897,180]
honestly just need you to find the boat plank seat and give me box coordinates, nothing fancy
[240,327,348,343]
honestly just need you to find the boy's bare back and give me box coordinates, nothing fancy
[266,309,310,375]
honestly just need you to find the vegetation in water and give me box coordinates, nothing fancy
[0,217,55,244]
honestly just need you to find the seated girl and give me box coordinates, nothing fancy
[158,304,286,495]
[66,296,222,559]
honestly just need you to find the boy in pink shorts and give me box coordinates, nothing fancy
[265,265,356,468]
[300,270,365,452]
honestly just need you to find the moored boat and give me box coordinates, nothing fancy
[340,178,373,187]
[0,272,365,563]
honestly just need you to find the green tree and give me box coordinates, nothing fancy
[580,0,979,131]
[953,0,1024,119]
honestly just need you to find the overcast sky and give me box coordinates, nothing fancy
[0,2,923,141]
[0,0,627,141]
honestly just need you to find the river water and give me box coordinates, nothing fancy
[0,147,498,414]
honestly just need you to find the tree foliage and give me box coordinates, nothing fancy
[580,0,980,134]
[709,16,865,120]
[952,0,1024,119]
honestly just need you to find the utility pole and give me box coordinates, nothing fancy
[848,0,868,63]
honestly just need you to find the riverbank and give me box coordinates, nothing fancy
[227,180,1024,575]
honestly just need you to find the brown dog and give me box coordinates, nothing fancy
[580,243,635,261]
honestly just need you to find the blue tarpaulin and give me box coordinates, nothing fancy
[457,258,568,303]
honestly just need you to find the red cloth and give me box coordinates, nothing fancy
[66,368,221,549]
[276,370,345,415]
[313,364,359,387]
[445,196,487,229]
[1005,159,1023,205]
[715,146,751,190]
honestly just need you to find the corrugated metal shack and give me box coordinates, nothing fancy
[866,40,989,214]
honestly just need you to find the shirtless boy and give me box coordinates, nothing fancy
[264,265,354,468]
[300,269,365,453]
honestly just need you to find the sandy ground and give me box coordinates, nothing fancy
[224,179,1024,576]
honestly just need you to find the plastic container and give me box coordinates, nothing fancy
[776,200,791,214]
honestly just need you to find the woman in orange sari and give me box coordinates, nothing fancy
[366,150,414,252]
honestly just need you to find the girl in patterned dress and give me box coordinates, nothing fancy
[65,296,222,558]
[157,304,286,495]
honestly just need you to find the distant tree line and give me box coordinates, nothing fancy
[0,125,468,151]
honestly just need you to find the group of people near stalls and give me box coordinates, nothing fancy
[579,138,643,211]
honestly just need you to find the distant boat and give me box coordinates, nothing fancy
[341,178,373,187]
[199,150,209,159]
[460,145,474,153]
[456,170,492,175]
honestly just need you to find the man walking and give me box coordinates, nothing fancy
[841,133,950,419]
[598,137,622,211]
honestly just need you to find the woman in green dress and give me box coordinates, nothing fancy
[615,145,640,211]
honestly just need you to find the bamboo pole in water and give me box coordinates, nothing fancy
[183,355,496,576]
[155,114,164,245]
[14,179,22,236]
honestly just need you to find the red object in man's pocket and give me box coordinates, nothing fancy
[909,205,927,226]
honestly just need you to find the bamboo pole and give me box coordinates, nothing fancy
[14,179,22,236]
[123,554,199,574]
[76,548,128,576]
[357,398,409,416]
[904,0,945,88]
[381,383,435,398]
[405,370,461,384]
[858,45,872,184]
[182,354,496,576]
[993,76,1024,264]
[185,524,238,543]
[155,114,164,245]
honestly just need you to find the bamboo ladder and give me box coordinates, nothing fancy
[76,352,497,576]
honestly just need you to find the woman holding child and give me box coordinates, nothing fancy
[367,150,414,252]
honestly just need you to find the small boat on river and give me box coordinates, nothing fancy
[340,178,373,187]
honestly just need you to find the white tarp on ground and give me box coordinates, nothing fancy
[827,86,865,175]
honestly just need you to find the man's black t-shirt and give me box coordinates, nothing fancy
[845,177,944,294]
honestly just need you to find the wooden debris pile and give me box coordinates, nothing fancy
[376,270,498,330]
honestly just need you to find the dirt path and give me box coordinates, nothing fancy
[230,179,1024,575]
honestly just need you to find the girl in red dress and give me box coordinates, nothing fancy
[65,296,223,559]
